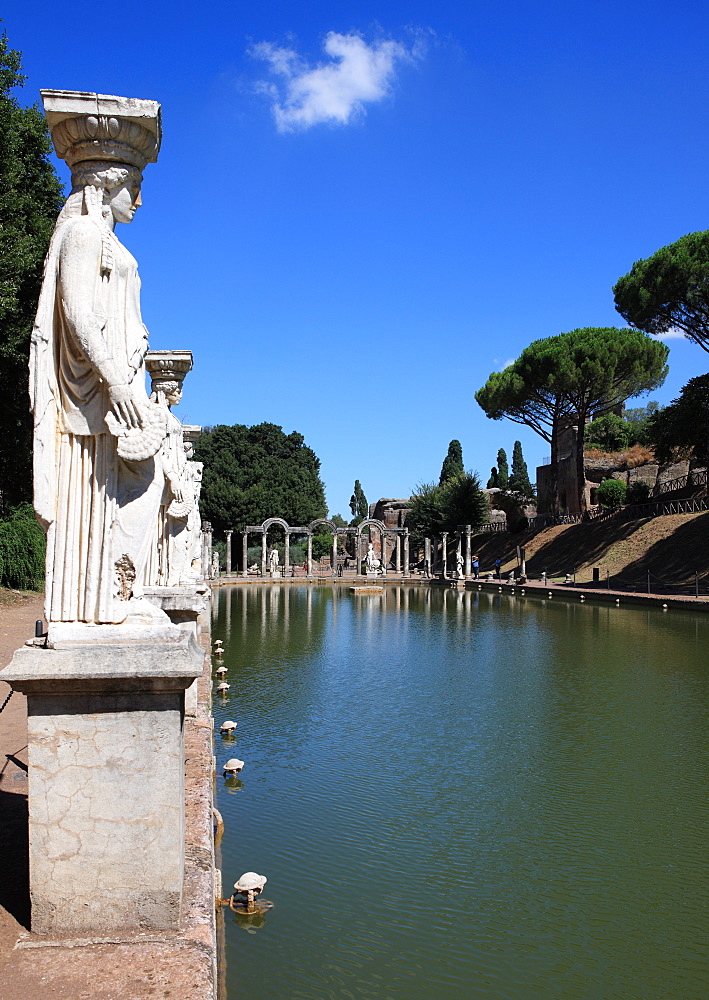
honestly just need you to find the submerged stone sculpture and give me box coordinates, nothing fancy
[32,91,166,625]
[232,872,267,913]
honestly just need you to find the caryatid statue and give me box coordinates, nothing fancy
[144,350,195,587]
[31,91,167,624]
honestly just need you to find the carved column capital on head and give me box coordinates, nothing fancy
[145,350,193,395]
[41,90,161,172]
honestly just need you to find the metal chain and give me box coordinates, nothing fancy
[0,689,14,714]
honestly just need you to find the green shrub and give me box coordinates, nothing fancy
[596,478,627,509]
[509,514,529,533]
[627,480,650,504]
[0,503,45,590]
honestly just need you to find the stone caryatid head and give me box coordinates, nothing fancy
[145,350,193,407]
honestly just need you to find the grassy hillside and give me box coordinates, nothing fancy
[471,511,709,591]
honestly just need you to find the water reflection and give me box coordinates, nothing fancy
[213,585,709,1000]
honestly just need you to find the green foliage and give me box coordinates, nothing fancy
[596,478,627,509]
[349,480,368,522]
[496,448,509,489]
[627,480,650,504]
[194,422,327,534]
[644,374,709,464]
[439,440,464,484]
[585,413,632,452]
[614,231,709,352]
[407,472,488,538]
[0,502,45,589]
[509,441,532,495]
[0,32,64,512]
[509,514,529,534]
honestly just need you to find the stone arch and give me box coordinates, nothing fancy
[308,518,338,535]
[355,518,386,535]
[262,516,290,532]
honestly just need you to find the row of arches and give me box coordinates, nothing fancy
[223,517,410,578]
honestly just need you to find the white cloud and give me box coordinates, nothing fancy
[251,31,416,132]
[496,358,516,371]
[654,328,686,340]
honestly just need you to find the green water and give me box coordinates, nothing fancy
[212,584,709,1000]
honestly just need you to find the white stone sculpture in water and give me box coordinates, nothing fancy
[32,92,166,624]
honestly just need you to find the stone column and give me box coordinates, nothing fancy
[432,537,439,574]
[0,633,202,936]
[464,526,471,578]
[226,530,233,575]
[307,533,313,578]
[403,529,410,578]
[332,532,338,576]
[356,534,362,576]
[261,533,267,577]
[201,521,212,579]
[442,532,449,578]
[424,537,431,574]
[285,531,290,576]
[242,531,248,577]
[395,534,401,574]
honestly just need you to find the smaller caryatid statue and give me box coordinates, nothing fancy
[144,351,195,587]
[269,547,280,575]
[365,542,381,575]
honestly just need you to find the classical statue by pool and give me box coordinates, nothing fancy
[31,91,166,623]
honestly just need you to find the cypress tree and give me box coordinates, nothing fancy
[496,449,509,490]
[439,439,464,484]
[509,440,532,495]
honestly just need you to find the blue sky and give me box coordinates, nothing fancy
[6,1,709,516]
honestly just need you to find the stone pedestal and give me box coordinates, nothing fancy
[142,586,209,716]
[0,630,202,937]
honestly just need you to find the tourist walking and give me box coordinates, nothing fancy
[472,555,479,579]
[495,558,501,579]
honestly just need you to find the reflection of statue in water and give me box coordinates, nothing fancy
[31,92,164,623]
[269,548,280,574]
[365,543,380,574]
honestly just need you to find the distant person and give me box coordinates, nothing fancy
[423,559,430,579]
[495,558,501,579]
[472,555,479,579]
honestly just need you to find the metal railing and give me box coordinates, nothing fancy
[653,468,707,496]
[528,494,709,530]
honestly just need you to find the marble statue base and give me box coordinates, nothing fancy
[0,631,202,936]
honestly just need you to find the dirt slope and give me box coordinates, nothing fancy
[471,511,709,590]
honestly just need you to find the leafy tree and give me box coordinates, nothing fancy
[439,439,464,484]
[476,346,573,514]
[596,478,627,509]
[496,448,509,489]
[486,467,499,489]
[557,328,668,512]
[585,413,632,452]
[644,374,709,465]
[194,422,327,535]
[0,31,64,512]
[613,231,709,352]
[509,441,532,495]
[349,479,368,523]
[407,472,488,539]
[476,328,668,514]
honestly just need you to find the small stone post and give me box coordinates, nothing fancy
[226,529,233,575]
